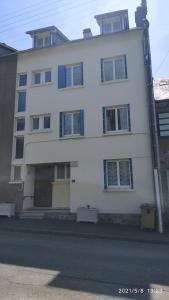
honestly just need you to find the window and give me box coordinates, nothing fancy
[58,63,83,89]
[17,91,26,112]
[103,16,123,34]
[16,118,25,131]
[13,166,22,181]
[18,74,27,87]
[55,163,70,180]
[34,72,41,84]
[32,70,52,85]
[158,113,169,137]
[45,71,51,83]
[36,38,43,48]
[103,105,130,133]
[104,159,133,189]
[101,55,127,82]
[15,137,24,159]
[30,115,51,131]
[60,110,84,137]
[45,36,51,46]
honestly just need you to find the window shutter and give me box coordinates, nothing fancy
[80,62,83,85]
[127,104,131,131]
[124,55,128,79]
[103,160,107,189]
[101,59,104,82]
[59,112,63,137]
[80,110,84,136]
[129,159,134,189]
[102,107,106,134]
[58,65,66,89]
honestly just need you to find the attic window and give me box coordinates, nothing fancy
[103,16,123,34]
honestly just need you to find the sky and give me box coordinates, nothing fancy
[0,0,168,79]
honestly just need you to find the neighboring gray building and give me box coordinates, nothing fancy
[0,44,23,212]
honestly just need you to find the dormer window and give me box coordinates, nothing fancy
[95,10,129,35]
[103,16,123,34]
[35,35,51,48]
[36,38,43,48]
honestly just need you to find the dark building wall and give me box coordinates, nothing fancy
[0,46,14,56]
[0,53,23,212]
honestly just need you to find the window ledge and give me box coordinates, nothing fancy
[28,129,52,134]
[58,85,84,91]
[59,135,84,140]
[30,82,53,88]
[9,181,23,185]
[100,79,128,86]
[104,188,134,192]
[102,131,132,137]
[16,86,27,90]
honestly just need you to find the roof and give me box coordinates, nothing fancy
[0,42,16,52]
[154,78,169,101]
[26,26,69,41]
[95,10,128,24]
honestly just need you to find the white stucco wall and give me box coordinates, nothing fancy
[15,29,155,213]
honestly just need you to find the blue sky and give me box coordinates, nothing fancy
[0,0,168,79]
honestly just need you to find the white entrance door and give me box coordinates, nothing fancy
[52,163,70,208]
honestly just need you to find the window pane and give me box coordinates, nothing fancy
[19,74,27,86]
[73,65,81,86]
[66,164,70,179]
[159,118,169,125]
[107,161,118,186]
[115,57,126,79]
[65,67,72,87]
[44,116,50,129]
[34,73,41,84]
[17,118,25,131]
[160,131,169,137]
[15,137,24,159]
[113,17,122,32]
[57,164,65,179]
[103,61,114,81]
[64,114,72,135]
[106,109,116,131]
[160,125,169,131]
[159,113,169,119]
[73,112,80,134]
[118,107,128,130]
[32,117,39,130]
[14,166,21,181]
[119,160,130,186]
[45,36,51,46]
[104,23,112,33]
[37,38,43,48]
[45,71,51,83]
[18,92,26,112]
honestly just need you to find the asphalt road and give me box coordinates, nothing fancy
[0,230,169,300]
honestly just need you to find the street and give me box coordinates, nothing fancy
[0,230,169,300]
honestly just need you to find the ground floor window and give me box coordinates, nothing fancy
[55,163,70,180]
[104,159,133,189]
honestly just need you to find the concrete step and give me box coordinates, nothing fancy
[19,208,75,221]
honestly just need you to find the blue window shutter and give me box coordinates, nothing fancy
[101,59,104,82]
[127,104,131,131]
[59,112,63,137]
[102,107,106,134]
[124,55,128,79]
[80,62,83,85]
[103,160,107,190]
[129,159,134,189]
[80,110,84,136]
[58,65,66,89]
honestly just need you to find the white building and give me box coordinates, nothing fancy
[10,9,155,223]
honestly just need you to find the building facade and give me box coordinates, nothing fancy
[10,8,156,223]
[0,44,23,212]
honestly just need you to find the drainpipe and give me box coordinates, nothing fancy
[136,0,163,232]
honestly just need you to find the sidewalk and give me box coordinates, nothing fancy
[0,217,169,244]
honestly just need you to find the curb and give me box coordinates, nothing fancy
[0,226,169,245]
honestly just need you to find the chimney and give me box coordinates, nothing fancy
[83,28,92,39]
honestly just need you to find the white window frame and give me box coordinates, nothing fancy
[103,55,126,82]
[12,165,23,182]
[105,105,129,133]
[158,113,169,137]
[54,164,70,181]
[32,69,52,85]
[30,114,51,132]
[103,16,123,34]
[62,111,80,137]
[65,64,82,87]
[15,117,25,133]
[106,159,132,189]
